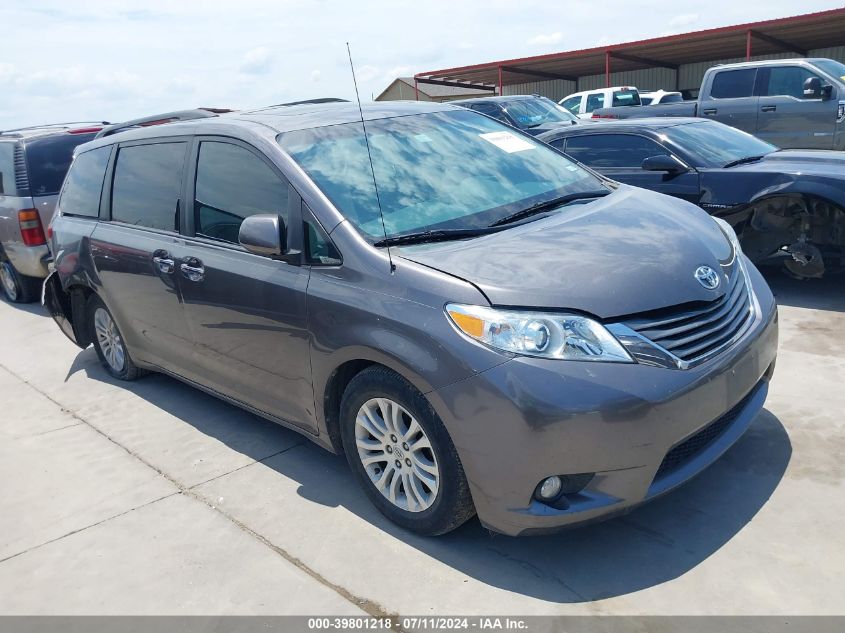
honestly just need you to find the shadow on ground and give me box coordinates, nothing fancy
[73,346,792,604]
[760,265,845,312]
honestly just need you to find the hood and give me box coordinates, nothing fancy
[395,186,734,319]
[736,150,845,177]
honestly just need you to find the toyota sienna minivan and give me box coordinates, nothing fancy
[45,101,778,536]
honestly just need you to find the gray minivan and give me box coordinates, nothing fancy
[45,101,778,536]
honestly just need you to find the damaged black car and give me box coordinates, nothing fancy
[539,118,845,278]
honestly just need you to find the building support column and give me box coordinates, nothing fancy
[414,78,419,101]
[498,65,503,96]
[605,50,611,88]
[746,29,753,60]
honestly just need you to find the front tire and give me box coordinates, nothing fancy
[88,296,143,381]
[340,366,475,535]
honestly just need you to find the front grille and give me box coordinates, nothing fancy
[655,384,758,480]
[622,266,753,364]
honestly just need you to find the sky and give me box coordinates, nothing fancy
[1,0,842,129]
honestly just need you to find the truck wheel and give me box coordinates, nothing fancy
[0,260,42,304]
[340,366,475,535]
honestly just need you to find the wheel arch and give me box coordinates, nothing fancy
[749,181,845,211]
[318,348,438,455]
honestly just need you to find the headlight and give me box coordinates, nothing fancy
[446,304,633,362]
[713,216,742,254]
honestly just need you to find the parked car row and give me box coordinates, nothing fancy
[26,98,780,537]
[587,58,845,151]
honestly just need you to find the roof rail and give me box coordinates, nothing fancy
[94,108,235,139]
[1,121,110,136]
[266,97,350,107]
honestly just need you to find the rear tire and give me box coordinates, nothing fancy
[0,259,42,304]
[87,295,143,381]
[340,366,475,536]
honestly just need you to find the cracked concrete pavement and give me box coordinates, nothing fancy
[1,271,843,615]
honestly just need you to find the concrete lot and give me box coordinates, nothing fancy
[0,269,843,615]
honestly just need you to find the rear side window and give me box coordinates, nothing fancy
[611,90,641,107]
[763,66,822,99]
[59,146,111,217]
[194,141,289,244]
[584,93,604,113]
[710,69,757,99]
[0,143,13,195]
[111,142,186,232]
[25,132,98,196]
[564,134,668,168]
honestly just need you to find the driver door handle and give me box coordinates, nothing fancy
[180,257,205,282]
[152,249,175,274]
[761,105,777,112]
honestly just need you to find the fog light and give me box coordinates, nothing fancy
[537,476,562,500]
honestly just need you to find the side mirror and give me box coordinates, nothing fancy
[239,214,286,258]
[803,77,822,99]
[822,84,833,101]
[642,154,688,174]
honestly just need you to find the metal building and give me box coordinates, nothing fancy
[412,7,845,101]
[376,77,495,102]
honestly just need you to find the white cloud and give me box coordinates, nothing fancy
[239,47,273,75]
[662,13,701,35]
[385,66,412,80]
[527,32,562,47]
[669,13,700,27]
[0,0,838,129]
[355,65,380,82]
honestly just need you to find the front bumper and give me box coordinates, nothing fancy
[428,263,779,536]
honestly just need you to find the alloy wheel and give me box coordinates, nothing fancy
[94,307,126,372]
[354,397,440,513]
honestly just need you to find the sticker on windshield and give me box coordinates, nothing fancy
[479,131,536,153]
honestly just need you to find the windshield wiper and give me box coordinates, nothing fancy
[374,227,499,247]
[723,154,768,169]
[489,190,611,227]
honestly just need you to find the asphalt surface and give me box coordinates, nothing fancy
[1,269,843,615]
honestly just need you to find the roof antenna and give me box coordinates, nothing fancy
[346,42,395,273]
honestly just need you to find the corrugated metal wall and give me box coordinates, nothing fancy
[503,46,845,99]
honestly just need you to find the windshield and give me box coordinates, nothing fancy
[661,121,777,168]
[814,59,845,81]
[278,110,602,240]
[502,98,577,128]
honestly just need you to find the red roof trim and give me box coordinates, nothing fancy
[415,7,845,79]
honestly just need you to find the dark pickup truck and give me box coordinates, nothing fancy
[590,58,845,150]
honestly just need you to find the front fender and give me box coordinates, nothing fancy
[749,178,845,210]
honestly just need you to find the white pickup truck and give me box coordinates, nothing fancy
[558,86,641,119]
